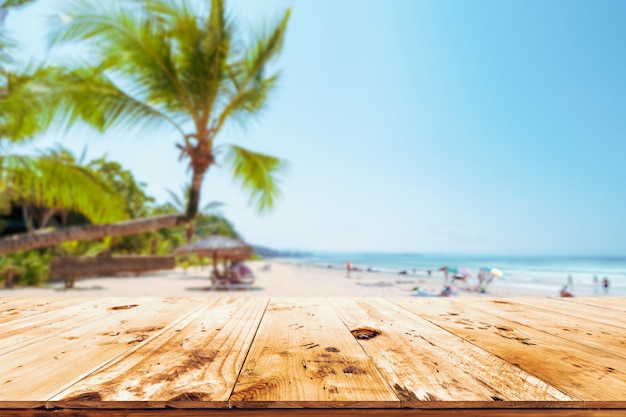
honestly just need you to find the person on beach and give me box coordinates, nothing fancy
[439,286,454,297]
[567,274,573,289]
[560,286,574,297]
[346,260,352,278]
[603,277,610,294]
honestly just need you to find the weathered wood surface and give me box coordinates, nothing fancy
[557,296,626,312]
[452,298,626,358]
[328,298,575,408]
[1,409,626,417]
[2,409,626,417]
[392,298,626,407]
[507,297,626,329]
[0,297,140,356]
[0,297,205,408]
[50,297,269,409]
[0,297,88,324]
[230,298,399,408]
[0,296,624,414]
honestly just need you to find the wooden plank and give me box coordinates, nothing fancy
[49,297,269,409]
[507,297,626,329]
[0,297,205,408]
[329,298,577,408]
[555,297,626,312]
[230,297,400,408]
[0,298,140,356]
[2,408,626,417]
[391,298,626,407]
[453,298,626,358]
[49,256,175,278]
[0,297,87,324]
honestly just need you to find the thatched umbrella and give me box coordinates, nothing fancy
[173,235,252,277]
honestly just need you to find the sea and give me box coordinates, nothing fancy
[284,252,626,297]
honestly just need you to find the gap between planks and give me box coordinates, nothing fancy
[388,297,626,407]
[49,297,270,409]
[329,297,577,408]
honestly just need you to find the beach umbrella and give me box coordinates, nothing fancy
[481,267,504,279]
[457,267,474,277]
[489,268,504,278]
[440,266,473,277]
[440,266,473,279]
[173,235,252,276]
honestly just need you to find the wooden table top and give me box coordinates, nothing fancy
[0,296,625,416]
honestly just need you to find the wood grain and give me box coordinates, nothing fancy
[0,297,205,408]
[1,408,626,417]
[0,297,140,356]
[0,297,86,324]
[1,296,625,413]
[506,297,626,329]
[329,297,576,408]
[230,298,400,408]
[391,298,626,407]
[50,297,269,409]
[556,297,626,312]
[453,298,626,358]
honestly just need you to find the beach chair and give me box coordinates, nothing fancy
[209,271,230,290]
[209,269,255,291]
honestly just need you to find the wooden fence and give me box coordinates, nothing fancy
[49,256,176,288]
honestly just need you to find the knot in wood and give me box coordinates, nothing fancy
[351,328,381,340]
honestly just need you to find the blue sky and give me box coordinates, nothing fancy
[5,0,626,255]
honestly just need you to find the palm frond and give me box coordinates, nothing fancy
[215,9,289,131]
[0,64,182,142]
[1,154,129,224]
[48,0,195,119]
[224,145,286,212]
[0,69,58,142]
[165,187,185,212]
[57,65,185,135]
[141,0,233,123]
[201,200,225,213]
[0,0,36,8]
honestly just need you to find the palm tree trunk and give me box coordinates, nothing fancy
[186,170,205,219]
[0,213,187,255]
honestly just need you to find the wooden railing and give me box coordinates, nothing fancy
[49,255,176,288]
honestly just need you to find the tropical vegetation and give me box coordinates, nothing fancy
[0,0,290,285]
[0,0,289,254]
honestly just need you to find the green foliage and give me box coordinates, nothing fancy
[57,236,112,257]
[0,0,36,8]
[0,250,53,286]
[194,214,239,238]
[0,67,62,142]
[47,0,290,217]
[0,153,129,226]
[88,155,155,218]
[0,1,276,278]
[225,145,286,212]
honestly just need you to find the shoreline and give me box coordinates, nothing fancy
[0,260,618,298]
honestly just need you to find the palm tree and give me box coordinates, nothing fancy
[0,0,289,254]
[1,149,128,231]
[1,0,57,142]
[165,183,227,242]
[0,2,129,245]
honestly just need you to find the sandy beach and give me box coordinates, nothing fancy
[0,260,568,298]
